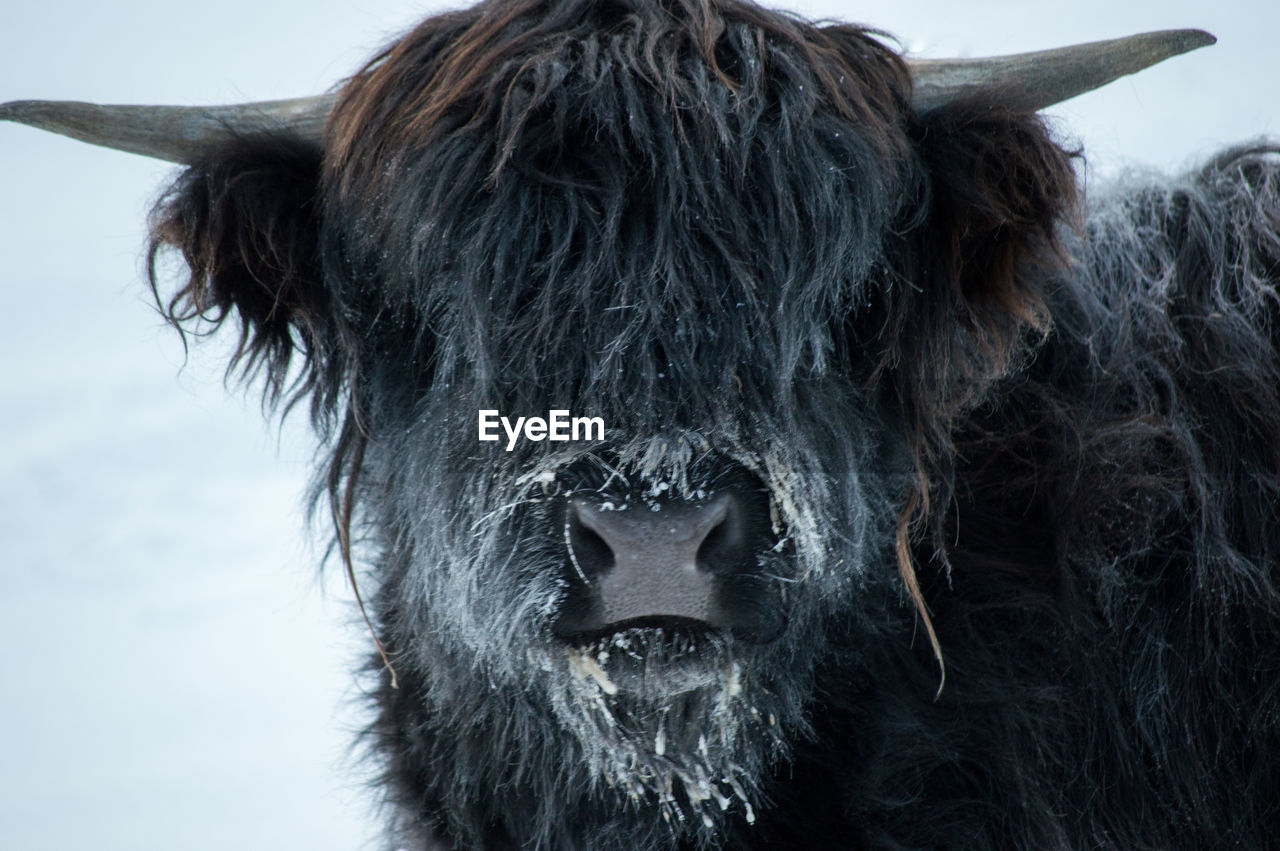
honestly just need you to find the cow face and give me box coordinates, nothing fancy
[312,2,922,834]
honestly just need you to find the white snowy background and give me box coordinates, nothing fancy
[1,1,1275,848]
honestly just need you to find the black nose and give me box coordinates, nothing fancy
[556,490,776,639]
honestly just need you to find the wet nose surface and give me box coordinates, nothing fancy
[559,493,753,635]
[574,496,733,626]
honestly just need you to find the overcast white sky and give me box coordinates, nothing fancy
[1,1,1276,849]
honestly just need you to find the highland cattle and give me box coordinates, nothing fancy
[3,1,1279,848]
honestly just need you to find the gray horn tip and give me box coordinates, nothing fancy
[1180,28,1217,49]
[1147,28,1215,56]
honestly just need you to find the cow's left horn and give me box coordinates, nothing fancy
[0,94,335,164]
[909,29,1215,113]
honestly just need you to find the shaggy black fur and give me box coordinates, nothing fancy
[145,0,1280,848]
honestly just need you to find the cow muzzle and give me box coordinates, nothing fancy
[553,485,786,644]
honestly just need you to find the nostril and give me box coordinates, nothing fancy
[695,507,731,573]
[567,508,614,580]
[695,497,750,575]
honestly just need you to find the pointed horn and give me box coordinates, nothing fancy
[0,93,336,164]
[909,29,1216,113]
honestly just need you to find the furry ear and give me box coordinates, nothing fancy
[876,98,1080,437]
[913,97,1079,330]
[148,134,340,416]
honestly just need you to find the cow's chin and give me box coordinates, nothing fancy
[537,622,788,832]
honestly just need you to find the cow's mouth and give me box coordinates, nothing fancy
[559,614,717,647]
[563,619,742,697]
